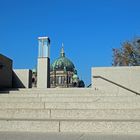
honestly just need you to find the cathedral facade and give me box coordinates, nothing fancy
[32,47,85,88]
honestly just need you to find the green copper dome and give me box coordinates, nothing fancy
[51,47,75,72]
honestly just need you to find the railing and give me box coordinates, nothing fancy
[93,76,140,96]
[87,84,92,88]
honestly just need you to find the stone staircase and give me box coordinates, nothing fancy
[0,88,140,134]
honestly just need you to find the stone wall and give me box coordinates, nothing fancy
[0,54,12,88]
[92,66,140,95]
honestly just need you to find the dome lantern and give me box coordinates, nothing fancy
[60,43,65,57]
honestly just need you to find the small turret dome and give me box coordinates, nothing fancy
[72,74,79,82]
[32,68,37,73]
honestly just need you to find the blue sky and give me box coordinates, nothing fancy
[0,0,140,85]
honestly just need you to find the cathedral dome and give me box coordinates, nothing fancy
[51,47,75,72]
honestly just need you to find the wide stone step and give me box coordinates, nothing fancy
[0,95,139,103]
[0,102,44,109]
[13,92,135,96]
[0,93,136,98]
[41,96,140,102]
[0,93,96,98]
[0,120,59,132]
[0,119,140,133]
[0,93,38,97]
[8,88,97,94]
[37,92,136,97]
[0,97,41,102]
[1,91,96,95]
[45,102,140,109]
[0,91,137,97]
[60,120,140,133]
[0,109,50,119]
[50,109,140,120]
[0,109,139,120]
[1,88,138,97]
[0,102,139,109]
[0,132,139,140]
[24,88,140,96]
[6,88,136,96]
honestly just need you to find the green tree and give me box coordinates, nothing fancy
[112,38,140,66]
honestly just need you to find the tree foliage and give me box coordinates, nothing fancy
[112,38,140,66]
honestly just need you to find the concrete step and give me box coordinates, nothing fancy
[0,97,41,102]
[0,95,139,103]
[0,119,140,133]
[0,132,139,140]
[0,102,44,109]
[13,92,138,97]
[50,109,140,120]
[0,120,59,132]
[1,91,96,95]
[0,109,50,119]
[0,93,38,97]
[0,109,139,120]
[0,96,140,103]
[60,120,140,133]
[8,88,97,94]
[41,96,140,103]
[0,91,136,97]
[38,93,136,97]
[0,102,140,109]
[0,92,137,98]
[45,102,140,109]
[3,88,136,96]
[0,93,97,98]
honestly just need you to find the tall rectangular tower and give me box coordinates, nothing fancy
[37,37,50,88]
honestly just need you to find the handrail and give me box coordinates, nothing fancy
[87,84,92,88]
[93,76,140,96]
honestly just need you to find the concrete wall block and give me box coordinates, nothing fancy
[0,54,12,88]
[12,69,32,88]
[92,66,140,94]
